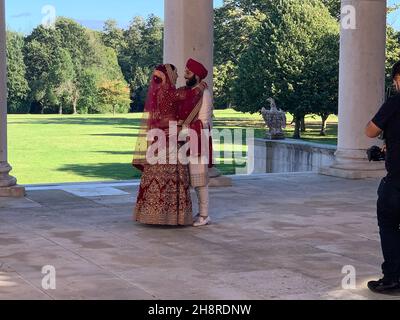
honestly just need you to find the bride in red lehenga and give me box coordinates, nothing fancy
[132,64,206,226]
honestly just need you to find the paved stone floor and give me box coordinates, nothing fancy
[0,173,398,300]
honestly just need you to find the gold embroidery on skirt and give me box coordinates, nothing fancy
[134,163,193,226]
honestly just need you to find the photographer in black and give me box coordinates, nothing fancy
[365,61,400,294]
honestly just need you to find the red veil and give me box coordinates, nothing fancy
[132,64,206,171]
[132,64,175,172]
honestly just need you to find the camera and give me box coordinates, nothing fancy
[367,145,386,162]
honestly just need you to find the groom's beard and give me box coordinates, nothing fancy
[186,75,198,88]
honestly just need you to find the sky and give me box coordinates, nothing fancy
[5,0,223,34]
[4,0,400,34]
[388,0,400,29]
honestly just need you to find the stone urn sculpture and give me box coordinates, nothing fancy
[261,98,286,140]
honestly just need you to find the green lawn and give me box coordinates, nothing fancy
[213,110,338,145]
[8,109,338,184]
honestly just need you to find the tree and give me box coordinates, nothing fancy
[213,0,340,111]
[102,19,125,53]
[213,1,264,108]
[98,80,131,115]
[118,16,145,81]
[54,18,94,114]
[83,30,128,114]
[48,48,76,114]
[23,47,50,114]
[24,19,89,114]
[385,26,400,96]
[308,32,339,136]
[213,61,236,109]
[23,17,127,114]
[6,31,29,113]
[140,15,163,68]
[214,1,264,66]
[116,15,163,112]
[321,0,341,19]
[233,0,339,139]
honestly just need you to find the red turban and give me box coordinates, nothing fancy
[186,58,208,80]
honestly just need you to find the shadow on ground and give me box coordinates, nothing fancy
[58,163,141,180]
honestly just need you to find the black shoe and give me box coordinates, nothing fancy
[368,278,400,294]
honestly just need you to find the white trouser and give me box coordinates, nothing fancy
[195,186,209,217]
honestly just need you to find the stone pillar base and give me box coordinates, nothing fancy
[0,185,26,197]
[319,149,386,179]
[0,162,26,197]
[319,165,386,179]
[209,167,233,187]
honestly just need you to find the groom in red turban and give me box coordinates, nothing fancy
[178,58,213,227]
[186,58,208,82]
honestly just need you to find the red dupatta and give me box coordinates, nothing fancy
[132,65,208,171]
[132,64,176,172]
[177,86,214,168]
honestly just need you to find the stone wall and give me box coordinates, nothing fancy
[248,139,336,174]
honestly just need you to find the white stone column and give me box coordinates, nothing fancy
[0,0,25,197]
[164,0,214,89]
[321,0,387,179]
[164,0,231,186]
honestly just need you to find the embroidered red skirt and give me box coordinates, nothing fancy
[134,163,193,226]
